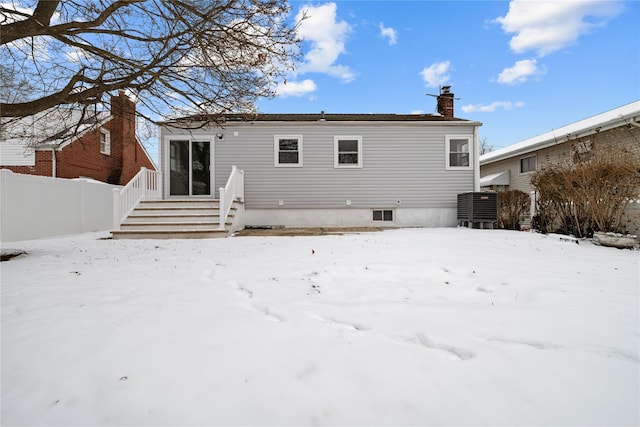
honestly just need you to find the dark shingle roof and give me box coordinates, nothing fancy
[166,112,471,125]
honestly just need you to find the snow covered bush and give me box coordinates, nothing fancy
[497,190,530,230]
[531,146,640,237]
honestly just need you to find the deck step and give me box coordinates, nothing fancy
[120,222,225,231]
[123,214,229,224]
[111,229,228,239]
[113,198,239,239]
[138,199,219,208]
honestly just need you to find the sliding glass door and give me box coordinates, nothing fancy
[169,140,211,196]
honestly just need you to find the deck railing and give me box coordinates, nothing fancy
[218,165,244,230]
[113,167,161,226]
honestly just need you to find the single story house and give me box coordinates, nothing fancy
[0,92,156,185]
[157,87,483,229]
[480,101,640,233]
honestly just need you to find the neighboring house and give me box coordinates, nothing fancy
[0,92,156,185]
[158,87,483,228]
[480,101,640,233]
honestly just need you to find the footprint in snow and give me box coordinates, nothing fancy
[201,268,215,282]
[201,262,227,282]
[228,280,254,299]
[308,314,473,361]
[485,336,561,350]
[592,348,639,364]
[200,261,216,282]
[308,313,371,332]
[246,304,286,322]
[409,333,475,361]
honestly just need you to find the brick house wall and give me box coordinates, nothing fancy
[481,125,640,195]
[2,150,53,177]
[0,92,155,185]
[480,124,640,233]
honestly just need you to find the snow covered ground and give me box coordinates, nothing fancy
[1,228,638,426]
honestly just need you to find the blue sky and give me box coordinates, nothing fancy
[257,0,640,150]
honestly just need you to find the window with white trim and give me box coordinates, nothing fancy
[100,129,111,155]
[334,136,363,168]
[520,155,536,173]
[445,135,473,170]
[372,209,393,222]
[274,135,303,167]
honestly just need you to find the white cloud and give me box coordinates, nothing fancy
[461,101,525,113]
[295,3,356,82]
[379,22,397,45]
[495,0,624,56]
[275,79,317,97]
[497,58,545,85]
[420,61,450,87]
[64,46,92,64]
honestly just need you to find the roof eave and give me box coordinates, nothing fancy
[160,114,481,127]
[480,102,640,165]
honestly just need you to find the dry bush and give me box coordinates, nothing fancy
[531,146,640,237]
[498,190,530,230]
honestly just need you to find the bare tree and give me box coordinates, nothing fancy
[478,136,494,155]
[1,0,301,136]
[0,64,35,104]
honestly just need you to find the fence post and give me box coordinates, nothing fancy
[0,170,10,241]
[80,179,87,232]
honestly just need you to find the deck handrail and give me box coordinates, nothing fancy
[113,167,161,226]
[218,165,244,231]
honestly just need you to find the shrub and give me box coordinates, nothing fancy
[498,190,530,230]
[531,146,640,237]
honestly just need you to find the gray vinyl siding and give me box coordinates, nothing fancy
[162,122,477,209]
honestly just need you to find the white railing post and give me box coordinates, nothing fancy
[140,167,147,201]
[217,165,245,231]
[218,186,226,230]
[114,167,161,226]
[237,168,244,202]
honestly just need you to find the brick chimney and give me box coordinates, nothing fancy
[437,86,455,118]
[109,91,136,184]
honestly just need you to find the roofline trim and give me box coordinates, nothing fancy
[160,118,482,128]
[480,101,640,165]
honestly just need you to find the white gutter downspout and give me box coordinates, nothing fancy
[630,118,640,128]
[51,147,57,178]
[474,126,480,192]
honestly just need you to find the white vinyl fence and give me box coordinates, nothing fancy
[0,170,119,242]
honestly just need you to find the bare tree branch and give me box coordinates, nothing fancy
[1,1,59,43]
[479,136,494,155]
[1,0,302,141]
[1,1,141,44]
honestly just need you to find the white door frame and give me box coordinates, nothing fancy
[163,136,215,198]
